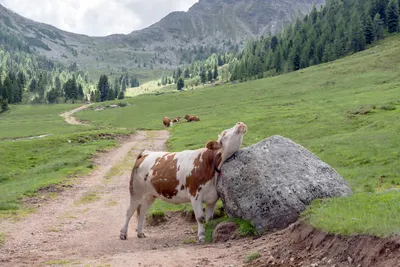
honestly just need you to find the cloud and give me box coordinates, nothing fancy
[0,0,198,36]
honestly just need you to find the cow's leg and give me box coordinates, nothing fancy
[191,198,206,243]
[205,201,218,222]
[136,195,156,238]
[120,192,143,240]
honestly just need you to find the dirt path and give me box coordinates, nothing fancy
[60,104,93,125]
[0,128,257,267]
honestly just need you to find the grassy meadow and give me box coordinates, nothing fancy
[0,102,132,214]
[76,35,400,236]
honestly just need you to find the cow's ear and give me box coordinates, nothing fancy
[206,140,221,150]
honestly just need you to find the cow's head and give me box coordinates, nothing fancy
[206,122,247,164]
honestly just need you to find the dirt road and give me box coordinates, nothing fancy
[60,104,93,125]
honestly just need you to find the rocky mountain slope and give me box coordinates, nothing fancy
[0,0,324,80]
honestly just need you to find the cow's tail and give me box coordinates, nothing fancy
[129,150,145,196]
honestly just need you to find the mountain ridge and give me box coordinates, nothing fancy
[0,0,325,80]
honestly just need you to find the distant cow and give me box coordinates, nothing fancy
[120,122,248,243]
[184,115,200,122]
[172,117,182,123]
[162,117,172,127]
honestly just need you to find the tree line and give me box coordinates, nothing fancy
[229,0,400,81]
[0,26,142,106]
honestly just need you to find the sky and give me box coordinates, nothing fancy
[0,0,198,36]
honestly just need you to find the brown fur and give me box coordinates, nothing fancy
[186,115,200,122]
[206,140,221,150]
[162,117,172,127]
[150,153,180,199]
[185,149,222,197]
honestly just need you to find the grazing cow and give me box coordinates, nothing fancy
[185,115,200,122]
[172,117,182,123]
[162,117,172,127]
[120,122,247,243]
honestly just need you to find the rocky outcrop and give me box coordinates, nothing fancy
[216,135,352,233]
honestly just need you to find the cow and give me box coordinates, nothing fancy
[120,122,247,243]
[184,115,200,122]
[172,117,182,123]
[162,117,172,127]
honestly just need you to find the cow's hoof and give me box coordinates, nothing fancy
[137,233,146,238]
[120,234,127,240]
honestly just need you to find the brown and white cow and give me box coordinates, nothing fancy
[172,117,182,123]
[162,117,172,127]
[185,115,200,122]
[120,122,247,243]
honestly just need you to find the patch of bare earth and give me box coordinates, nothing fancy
[60,104,93,125]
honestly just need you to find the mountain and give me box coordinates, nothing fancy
[0,0,324,81]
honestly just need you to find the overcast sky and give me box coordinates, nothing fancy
[0,0,198,36]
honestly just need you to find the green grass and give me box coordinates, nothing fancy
[0,232,6,247]
[0,130,130,212]
[245,252,261,263]
[76,191,101,205]
[0,104,85,139]
[303,191,400,237]
[204,217,257,243]
[44,259,72,265]
[76,35,400,237]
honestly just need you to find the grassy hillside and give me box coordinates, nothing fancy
[77,35,400,236]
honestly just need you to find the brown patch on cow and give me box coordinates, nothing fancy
[150,153,180,199]
[186,115,200,122]
[185,150,222,197]
[206,140,221,150]
[180,185,185,190]
[163,117,172,127]
[129,152,148,195]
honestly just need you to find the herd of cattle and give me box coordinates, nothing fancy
[162,114,200,127]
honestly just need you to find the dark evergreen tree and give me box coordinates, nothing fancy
[77,84,84,99]
[3,76,13,103]
[213,65,218,80]
[207,70,212,82]
[118,90,125,99]
[184,68,190,78]
[0,97,8,113]
[107,88,115,100]
[365,15,375,44]
[97,75,110,102]
[177,77,184,91]
[200,69,206,84]
[387,0,399,33]
[374,13,385,40]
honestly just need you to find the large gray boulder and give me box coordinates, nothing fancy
[216,135,352,233]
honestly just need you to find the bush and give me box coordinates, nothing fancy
[0,98,9,113]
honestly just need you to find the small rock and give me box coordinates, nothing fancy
[347,257,353,264]
[290,257,295,262]
[311,263,319,267]
[267,256,275,264]
[321,257,327,262]
[225,243,231,248]
[68,140,72,143]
